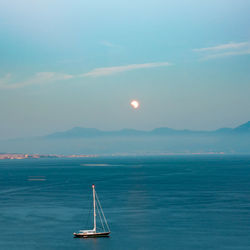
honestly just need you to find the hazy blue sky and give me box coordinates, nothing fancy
[0,0,250,139]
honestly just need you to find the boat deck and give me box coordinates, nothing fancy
[73,232,110,238]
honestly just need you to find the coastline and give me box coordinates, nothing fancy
[0,153,97,160]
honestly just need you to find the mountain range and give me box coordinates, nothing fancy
[46,121,250,138]
[1,121,250,155]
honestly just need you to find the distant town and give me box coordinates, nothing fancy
[0,153,97,160]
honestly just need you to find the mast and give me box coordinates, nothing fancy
[92,184,96,232]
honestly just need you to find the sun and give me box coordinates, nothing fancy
[130,100,140,109]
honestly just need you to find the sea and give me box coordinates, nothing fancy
[0,155,250,250]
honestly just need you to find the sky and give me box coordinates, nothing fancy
[0,0,250,139]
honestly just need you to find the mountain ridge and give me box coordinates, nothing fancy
[46,121,250,139]
[1,121,250,155]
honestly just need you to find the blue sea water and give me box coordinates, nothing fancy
[0,156,250,250]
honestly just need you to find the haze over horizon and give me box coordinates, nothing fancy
[0,0,250,140]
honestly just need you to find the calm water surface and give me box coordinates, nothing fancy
[0,156,250,250]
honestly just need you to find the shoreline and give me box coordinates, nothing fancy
[0,153,97,160]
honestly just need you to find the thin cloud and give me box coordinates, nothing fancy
[100,40,118,48]
[83,62,172,77]
[193,42,249,52]
[0,73,12,85]
[193,41,250,60]
[0,72,73,89]
[1,61,172,89]
[204,49,250,60]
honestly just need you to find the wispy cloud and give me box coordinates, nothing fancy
[204,49,250,60]
[100,40,118,48]
[193,41,250,60]
[0,73,12,86]
[0,72,73,89]
[1,62,172,89]
[82,62,172,77]
[193,42,249,52]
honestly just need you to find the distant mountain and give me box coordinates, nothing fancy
[47,127,103,138]
[1,121,250,155]
[46,121,250,139]
[233,121,250,133]
[214,128,233,133]
[151,127,180,135]
[46,126,189,139]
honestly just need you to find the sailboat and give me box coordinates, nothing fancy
[73,184,111,238]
